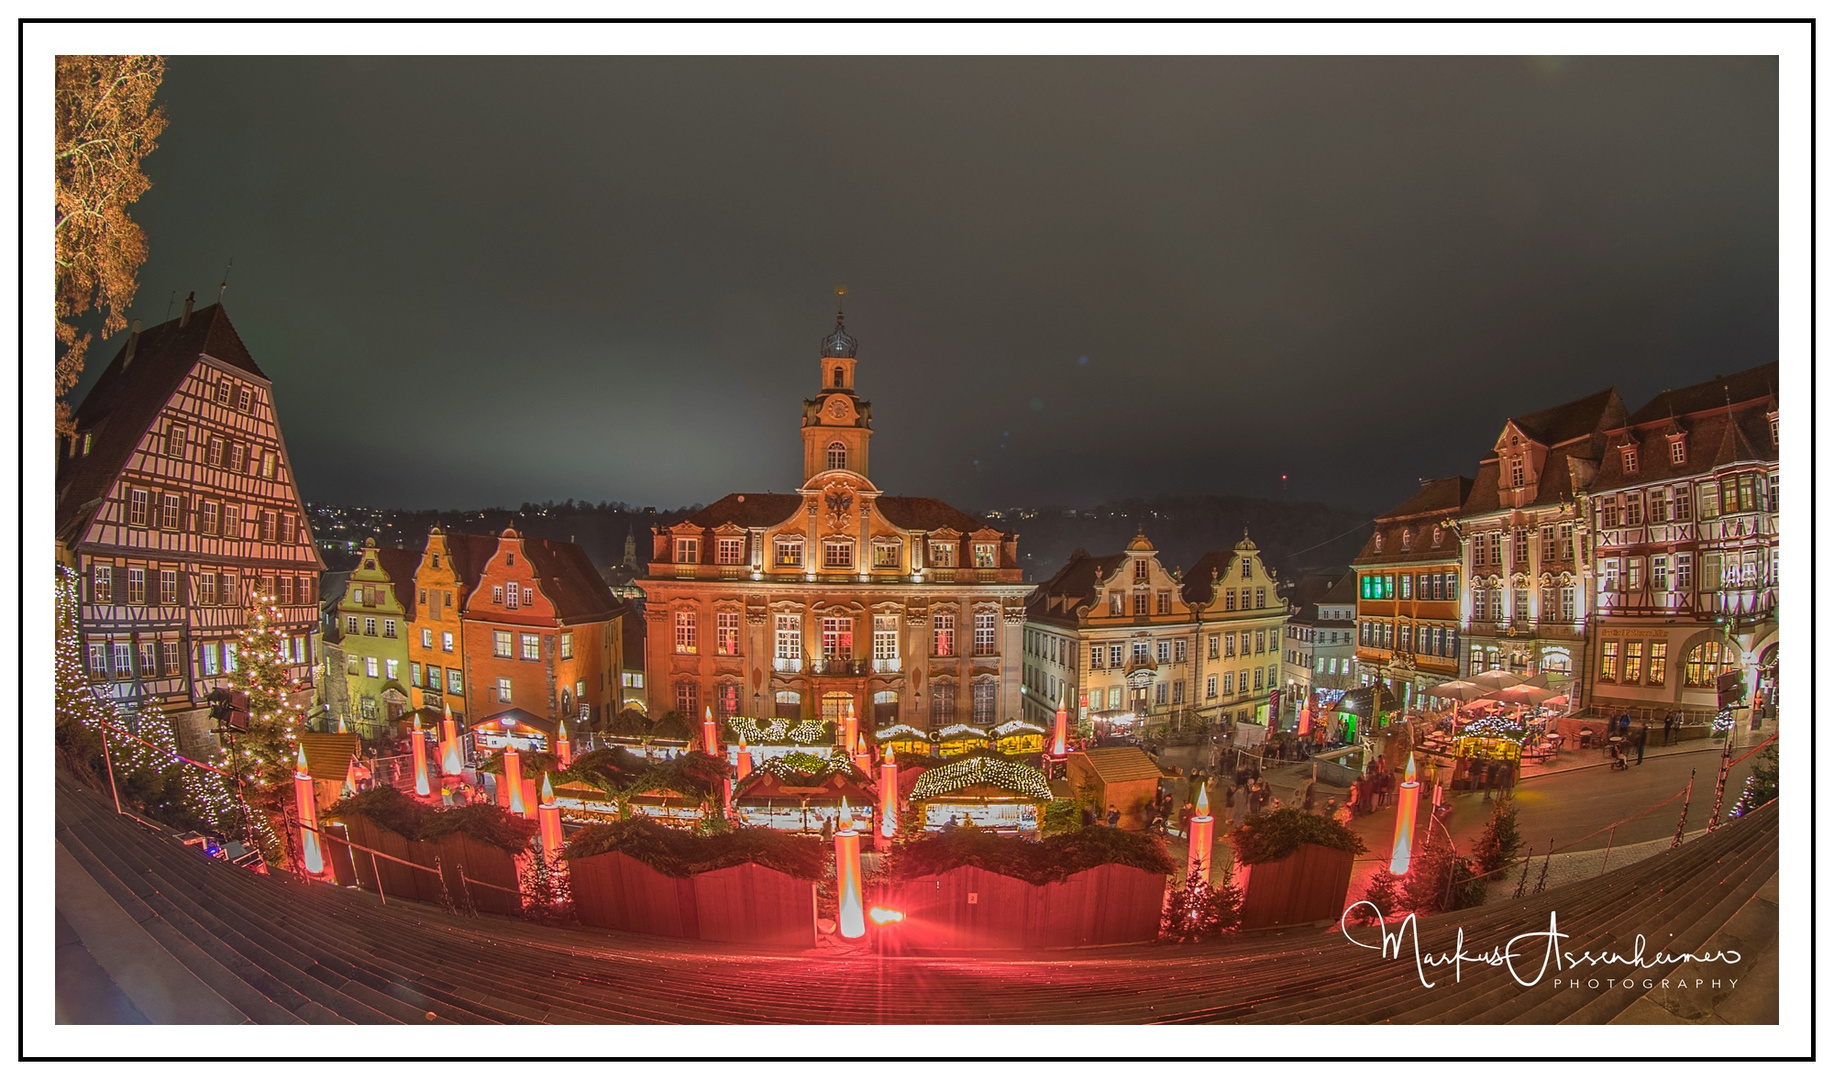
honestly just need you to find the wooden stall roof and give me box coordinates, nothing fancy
[297,733,361,783]
[1072,746,1171,785]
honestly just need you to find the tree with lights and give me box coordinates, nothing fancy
[216,588,309,865]
[54,566,237,832]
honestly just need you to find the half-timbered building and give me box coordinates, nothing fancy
[55,299,324,751]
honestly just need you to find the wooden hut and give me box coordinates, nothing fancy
[935,723,992,758]
[1066,746,1170,830]
[992,719,1046,756]
[909,754,1051,835]
[733,754,878,833]
[872,722,932,759]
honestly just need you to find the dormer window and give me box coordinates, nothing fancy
[1669,437,1686,465]
[1510,458,1524,488]
[1373,533,1384,553]
[1134,559,1149,583]
[1622,445,1639,474]
[1432,525,1444,546]
[674,537,700,564]
[1401,528,1414,551]
[1770,415,1778,446]
[827,442,847,471]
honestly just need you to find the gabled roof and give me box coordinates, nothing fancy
[1589,398,1777,494]
[372,548,422,620]
[875,496,1003,536]
[519,535,623,623]
[297,733,362,785]
[1026,549,1128,626]
[56,302,266,541]
[1506,388,1625,447]
[1627,362,1778,426]
[1380,476,1473,523]
[438,530,501,597]
[675,493,804,530]
[1352,477,1470,567]
[1072,746,1170,784]
[1319,571,1358,609]
[1180,536,1276,606]
[1284,570,1349,625]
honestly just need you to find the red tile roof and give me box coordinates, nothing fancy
[677,493,805,530]
[1025,548,1127,626]
[1350,476,1470,567]
[1589,371,1778,495]
[521,535,623,624]
[56,303,266,542]
[876,496,1003,536]
[1626,362,1778,426]
[438,530,501,598]
[373,547,423,621]
[1506,387,1626,447]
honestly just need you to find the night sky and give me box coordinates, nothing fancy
[76,55,1779,515]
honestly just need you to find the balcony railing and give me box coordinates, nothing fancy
[873,657,901,674]
[810,657,869,676]
[773,656,803,673]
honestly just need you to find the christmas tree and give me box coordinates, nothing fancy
[53,566,238,832]
[1160,865,1243,941]
[1470,792,1524,875]
[216,587,309,865]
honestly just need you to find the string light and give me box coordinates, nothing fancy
[909,755,1052,801]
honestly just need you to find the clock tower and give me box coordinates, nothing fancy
[802,307,873,483]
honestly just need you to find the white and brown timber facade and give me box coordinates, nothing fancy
[642,314,1030,734]
[1584,363,1779,722]
[56,300,324,750]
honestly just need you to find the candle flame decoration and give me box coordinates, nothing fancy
[868,906,904,925]
[735,737,751,782]
[441,716,462,776]
[505,746,527,816]
[1195,781,1210,817]
[411,715,431,797]
[879,747,898,845]
[537,772,563,861]
[555,718,572,768]
[702,706,719,755]
[1052,697,1068,757]
[1186,777,1215,882]
[1390,753,1421,876]
[834,796,865,939]
[293,744,324,876]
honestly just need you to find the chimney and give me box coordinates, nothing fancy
[179,291,195,327]
[123,320,142,366]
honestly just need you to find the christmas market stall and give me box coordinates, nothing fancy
[295,731,365,811]
[469,708,553,754]
[724,716,836,770]
[873,722,933,759]
[992,718,1046,756]
[909,754,1051,835]
[549,779,621,826]
[936,723,992,758]
[620,751,729,826]
[731,752,878,833]
[1065,746,1170,830]
[1450,733,1523,791]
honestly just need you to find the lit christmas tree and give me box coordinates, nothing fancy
[53,566,238,831]
[215,587,309,865]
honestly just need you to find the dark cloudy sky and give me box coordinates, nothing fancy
[80,55,1778,514]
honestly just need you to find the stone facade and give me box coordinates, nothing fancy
[642,314,1030,733]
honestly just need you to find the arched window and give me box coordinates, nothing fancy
[827,442,847,471]
[832,366,845,388]
[1684,641,1735,688]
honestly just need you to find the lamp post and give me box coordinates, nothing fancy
[1389,753,1420,875]
[834,797,865,939]
[411,715,431,798]
[878,747,897,851]
[1186,782,1215,882]
[293,745,324,877]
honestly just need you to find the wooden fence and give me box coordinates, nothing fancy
[1236,843,1355,930]
[568,851,817,947]
[328,813,524,915]
[871,863,1167,950]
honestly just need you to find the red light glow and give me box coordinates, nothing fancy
[868,906,905,925]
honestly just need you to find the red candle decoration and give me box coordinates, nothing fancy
[1052,697,1069,758]
[877,746,898,850]
[1390,754,1421,876]
[440,710,462,777]
[834,798,865,939]
[504,745,527,817]
[852,732,872,774]
[842,702,859,765]
[293,745,324,876]
[735,737,752,782]
[555,718,573,769]
[1186,781,1215,882]
[702,706,719,757]
[411,715,431,798]
[538,773,563,860]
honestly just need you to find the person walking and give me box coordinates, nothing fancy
[1634,724,1647,765]
[1246,781,1265,818]
[1106,805,1120,828]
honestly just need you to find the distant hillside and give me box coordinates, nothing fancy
[1001,495,1373,586]
[309,493,1373,586]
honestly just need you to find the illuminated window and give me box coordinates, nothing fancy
[929,542,956,568]
[521,633,541,660]
[775,615,802,662]
[365,656,379,678]
[827,442,847,471]
[1599,640,1619,681]
[872,540,901,569]
[873,616,898,662]
[1647,642,1668,685]
[1109,643,1123,667]
[447,670,463,695]
[498,676,513,702]
[932,613,955,657]
[823,539,854,569]
[260,451,276,479]
[1623,641,1644,684]
[716,537,744,565]
[1110,592,1124,615]
[493,630,512,658]
[1090,644,1104,668]
[560,632,574,660]
[674,611,697,654]
[1684,641,1732,688]
[973,612,998,656]
[973,543,998,568]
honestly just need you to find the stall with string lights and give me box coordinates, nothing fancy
[731,752,877,833]
[991,718,1046,756]
[909,754,1051,835]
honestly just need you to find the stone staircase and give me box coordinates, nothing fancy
[53,770,1777,1024]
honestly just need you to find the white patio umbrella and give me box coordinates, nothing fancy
[1469,668,1529,692]
[1425,679,1489,703]
[1489,682,1560,707]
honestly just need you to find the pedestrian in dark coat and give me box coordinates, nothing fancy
[1634,725,1647,765]
[1347,780,1362,817]
[1106,805,1120,828]
[1662,713,1676,746]
[1246,782,1264,817]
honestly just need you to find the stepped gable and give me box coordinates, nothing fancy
[1026,548,1128,626]
[56,302,264,541]
[437,531,502,597]
[1351,475,1471,566]
[53,769,1777,1024]
[521,536,622,623]
[675,492,804,530]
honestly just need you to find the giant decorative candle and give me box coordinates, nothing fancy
[834,797,866,939]
[555,719,572,769]
[703,706,719,756]
[1389,753,1421,876]
[441,708,462,777]
[1297,698,1313,737]
[735,737,752,782]
[538,774,563,861]
[293,745,324,876]
[1186,781,1215,882]
[411,715,431,797]
[877,746,898,851]
[852,732,872,774]
[843,702,859,765]
[1051,698,1069,758]
[504,745,527,817]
